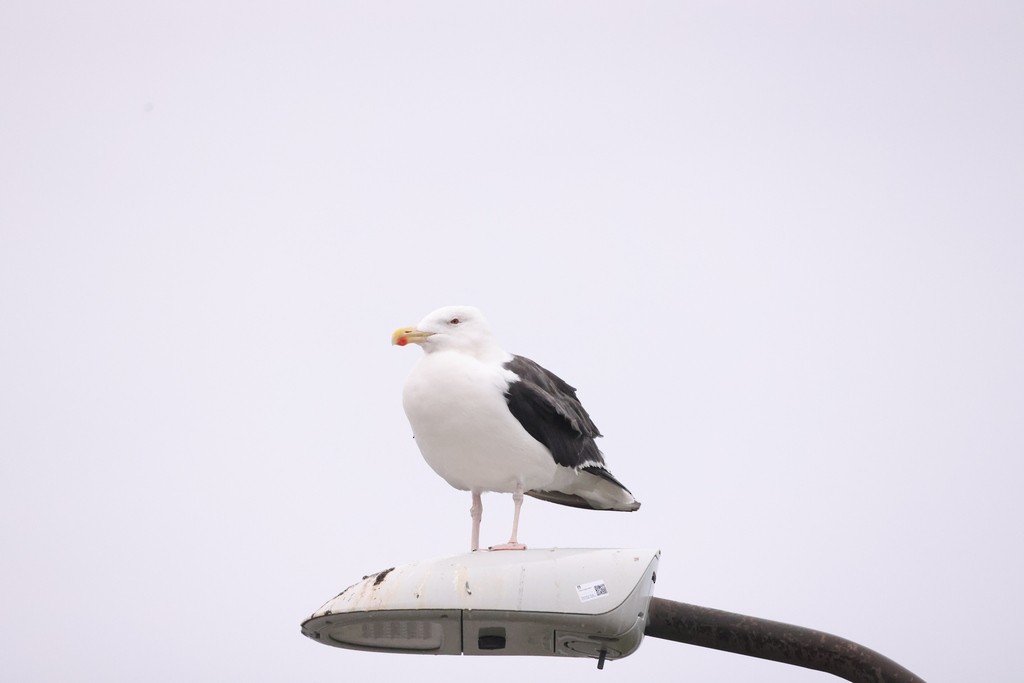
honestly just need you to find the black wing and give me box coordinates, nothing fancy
[503,355,605,469]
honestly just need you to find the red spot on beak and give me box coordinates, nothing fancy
[397,337,408,346]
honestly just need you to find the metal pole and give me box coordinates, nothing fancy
[644,597,925,683]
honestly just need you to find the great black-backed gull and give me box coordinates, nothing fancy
[392,305,640,551]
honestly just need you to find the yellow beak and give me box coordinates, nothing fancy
[392,326,434,347]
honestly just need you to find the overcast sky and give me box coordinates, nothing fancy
[2,2,1022,681]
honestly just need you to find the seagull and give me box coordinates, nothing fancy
[392,305,639,551]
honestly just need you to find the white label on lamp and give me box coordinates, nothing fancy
[576,579,609,602]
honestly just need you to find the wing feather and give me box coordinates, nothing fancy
[504,355,638,511]
[503,355,604,469]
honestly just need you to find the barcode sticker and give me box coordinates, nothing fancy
[576,579,609,602]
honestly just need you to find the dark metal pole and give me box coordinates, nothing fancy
[644,597,925,683]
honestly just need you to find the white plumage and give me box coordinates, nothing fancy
[392,305,639,551]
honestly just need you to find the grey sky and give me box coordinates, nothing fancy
[2,2,1021,681]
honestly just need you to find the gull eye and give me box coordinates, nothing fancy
[448,318,461,325]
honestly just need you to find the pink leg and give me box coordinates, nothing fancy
[470,491,482,551]
[489,484,527,551]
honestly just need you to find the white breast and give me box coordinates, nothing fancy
[402,350,559,493]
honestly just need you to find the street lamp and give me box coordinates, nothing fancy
[301,548,657,666]
[301,548,925,682]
